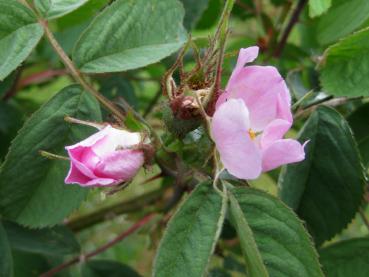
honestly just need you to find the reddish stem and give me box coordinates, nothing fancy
[40,213,155,277]
[18,69,68,89]
[274,0,308,57]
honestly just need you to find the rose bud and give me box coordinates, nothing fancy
[65,125,146,187]
[211,46,306,180]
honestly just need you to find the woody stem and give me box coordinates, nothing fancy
[19,0,125,122]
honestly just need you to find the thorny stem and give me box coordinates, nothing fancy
[274,0,308,57]
[40,213,156,277]
[67,183,166,232]
[18,0,125,122]
[205,0,235,107]
[211,0,236,56]
[162,39,192,99]
[40,20,125,122]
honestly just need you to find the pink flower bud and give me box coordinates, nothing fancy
[65,125,145,187]
[211,47,306,180]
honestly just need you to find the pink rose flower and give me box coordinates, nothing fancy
[65,125,145,187]
[211,46,306,180]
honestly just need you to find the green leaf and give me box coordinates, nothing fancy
[0,1,44,80]
[309,0,331,18]
[12,250,50,277]
[0,85,102,227]
[56,0,107,30]
[0,72,18,99]
[73,0,187,73]
[317,0,369,45]
[34,0,89,19]
[228,192,268,277]
[319,238,369,277]
[347,103,369,168]
[279,106,366,245]
[153,182,227,277]
[230,187,323,277]
[0,221,13,277]
[3,221,80,256]
[320,27,369,97]
[180,0,210,30]
[196,0,222,30]
[98,76,137,108]
[0,101,23,160]
[82,260,142,277]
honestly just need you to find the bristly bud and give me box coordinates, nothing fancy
[162,103,201,138]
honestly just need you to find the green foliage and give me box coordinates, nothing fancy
[0,72,18,98]
[230,188,324,277]
[196,0,222,29]
[73,0,187,73]
[320,27,369,97]
[0,85,101,227]
[153,182,227,277]
[82,260,142,277]
[98,76,137,108]
[319,238,369,277]
[12,250,50,277]
[34,0,89,19]
[56,0,107,30]
[180,0,210,30]
[0,221,13,277]
[0,102,23,160]
[228,192,268,277]
[309,0,331,18]
[3,221,80,256]
[0,1,44,80]
[279,106,366,245]
[347,103,369,168]
[317,0,369,45]
[1,0,369,275]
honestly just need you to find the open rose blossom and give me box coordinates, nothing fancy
[211,46,306,180]
[65,125,145,187]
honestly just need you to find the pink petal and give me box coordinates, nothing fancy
[228,46,259,84]
[84,177,118,187]
[260,119,292,149]
[211,99,262,180]
[94,149,144,181]
[64,162,92,184]
[276,81,293,123]
[66,125,109,150]
[228,65,291,131]
[91,127,142,159]
[66,147,99,179]
[261,139,306,172]
[216,46,292,131]
[65,126,111,180]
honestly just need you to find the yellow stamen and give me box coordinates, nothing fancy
[248,129,256,140]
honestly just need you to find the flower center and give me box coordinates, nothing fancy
[248,129,256,140]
